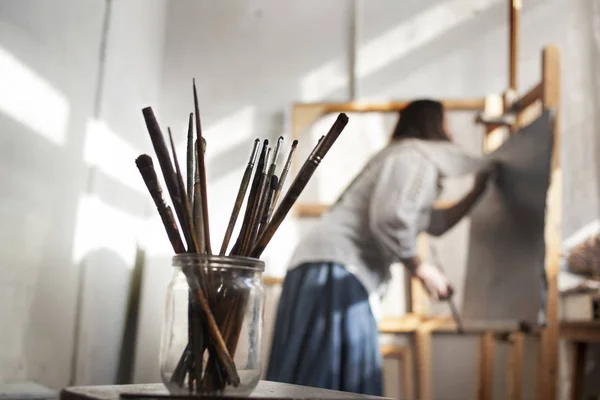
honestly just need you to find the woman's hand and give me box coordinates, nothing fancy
[414,262,454,301]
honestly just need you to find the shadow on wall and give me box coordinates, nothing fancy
[70,248,134,386]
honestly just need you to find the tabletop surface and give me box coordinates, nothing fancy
[59,382,391,400]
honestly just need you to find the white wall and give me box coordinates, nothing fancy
[0,0,105,388]
[0,0,166,390]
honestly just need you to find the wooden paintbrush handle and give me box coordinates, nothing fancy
[136,155,186,254]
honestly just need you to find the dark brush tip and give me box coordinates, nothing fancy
[292,140,299,146]
[135,154,153,167]
[263,139,269,146]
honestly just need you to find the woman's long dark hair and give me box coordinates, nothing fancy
[390,99,451,142]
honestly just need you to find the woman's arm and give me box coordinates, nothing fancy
[368,153,452,300]
[427,167,494,237]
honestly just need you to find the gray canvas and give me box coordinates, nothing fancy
[462,111,555,325]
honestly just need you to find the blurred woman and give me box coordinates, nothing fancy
[266,99,493,395]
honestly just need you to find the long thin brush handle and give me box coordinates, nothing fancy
[186,113,194,206]
[258,175,278,235]
[220,139,260,255]
[168,128,199,253]
[258,137,282,229]
[193,142,206,254]
[270,136,284,175]
[142,107,194,251]
[271,140,298,210]
[183,271,240,386]
[135,155,185,254]
[251,114,348,257]
[240,148,270,255]
[169,129,207,388]
[230,140,268,255]
[193,80,212,254]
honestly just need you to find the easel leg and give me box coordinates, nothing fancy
[477,331,495,400]
[415,329,432,400]
[507,332,524,400]
[402,346,414,400]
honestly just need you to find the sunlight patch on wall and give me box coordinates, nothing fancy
[0,46,69,146]
[72,193,142,267]
[300,0,500,101]
[357,0,498,78]
[204,105,257,163]
[140,215,177,258]
[84,119,146,194]
[300,60,348,102]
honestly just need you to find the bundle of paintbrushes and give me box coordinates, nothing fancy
[135,80,349,393]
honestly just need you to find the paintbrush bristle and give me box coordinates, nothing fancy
[136,154,153,168]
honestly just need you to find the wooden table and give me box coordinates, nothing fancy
[60,382,391,400]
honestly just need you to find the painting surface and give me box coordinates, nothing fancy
[462,111,554,325]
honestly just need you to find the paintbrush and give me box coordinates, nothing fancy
[240,148,271,255]
[269,136,284,178]
[142,107,195,252]
[259,175,279,232]
[168,128,204,386]
[168,128,199,253]
[135,155,185,254]
[271,139,298,211]
[168,128,208,387]
[192,79,212,254]
[219,139,260,255]
[230,139,268,256]
[193,142,206,254]
[257,137,283,229]
[186,113,194,206]
[428,242,464,333]
[251,113,349,258]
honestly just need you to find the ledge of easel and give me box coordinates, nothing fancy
[379,314,541,335]
[294,98,485,113]
[291,98,485,138]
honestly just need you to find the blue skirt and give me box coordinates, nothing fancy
[266,262,383,396]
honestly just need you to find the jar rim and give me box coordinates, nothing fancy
[172,253,265,272]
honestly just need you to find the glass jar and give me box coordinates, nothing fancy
[159,254,265,396]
